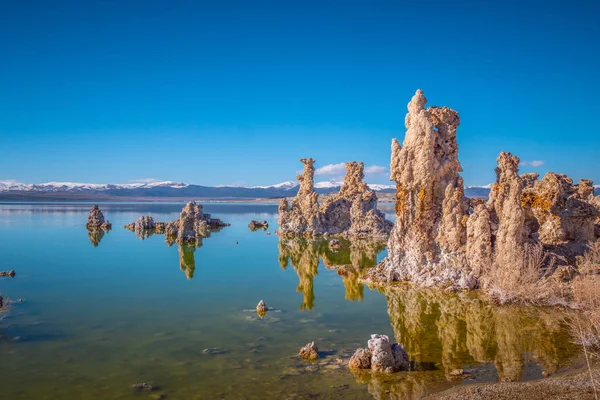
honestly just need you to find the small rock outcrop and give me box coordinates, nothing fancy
[86,205,111,230]
[256,300,268,318]
[278,160,392,239]
[0,270,16,277]
[176,202,229,244]
[349,334,408,373]
[328,239,341,250]
[248,220,269,230]
[124,216,156,232]
[299,341,319,361]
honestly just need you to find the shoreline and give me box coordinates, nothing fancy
[427,358,599,399]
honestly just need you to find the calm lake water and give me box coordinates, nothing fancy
[0,203,579,399]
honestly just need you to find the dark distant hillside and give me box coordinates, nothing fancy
[0,184,596,202]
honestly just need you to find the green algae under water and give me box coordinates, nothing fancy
[0,203,579,399]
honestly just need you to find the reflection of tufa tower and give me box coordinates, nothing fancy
[87,228,105,247]
[277,237,385,309]
[178,242,199,280]
[382,288,574,382]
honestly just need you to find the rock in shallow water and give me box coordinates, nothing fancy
[86,205,111,230]
[131,382,155,391]
[299,341,319,361]
[349,334,408,373]
[256,300,268,318]
[249,220,269,230]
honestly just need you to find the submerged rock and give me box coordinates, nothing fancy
[299,341,319,361]
[86,205,111,230]
[248,220,269,230]
[350,334,408,373]
[131,383,155,391]
[278,160,392,239]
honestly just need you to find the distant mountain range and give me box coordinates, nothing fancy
[0,179,597,202]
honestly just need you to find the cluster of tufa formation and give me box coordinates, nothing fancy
[349,334,409,373]
[123,202,229,245]
[278,160,393,239]
[86,205,112,230]
[248,220,269,231]
[366,90,600,289]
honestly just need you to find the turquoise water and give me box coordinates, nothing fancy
[0,203,578,399]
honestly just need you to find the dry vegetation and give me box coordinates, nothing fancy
[480,239,600,398]
[482,242,562,306]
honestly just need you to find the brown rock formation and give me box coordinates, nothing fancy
[466,204,492,275]
[349,334,409,373]
[255,300,268,318]
[278,160,392,239]
[367,90,473,288]
[86,205,111,230]
[487,152,526,266]
[521,173,599,246]
[124,201,229,246]
[298,341,319,361]
[367,90,598,291]
[248,220,268,230]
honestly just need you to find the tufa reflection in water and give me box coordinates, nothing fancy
[178,243,198,280]
[350,287,579,399]
[122,215,223,280]
[86,226,110,247]
[277,237,386,310]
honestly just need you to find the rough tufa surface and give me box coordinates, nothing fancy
[86,205,112,230]
[366,90,474,289]
[349,334,409,373]
[278,160,393,239]
[248,220,269,230]
[123,202,229,246]
[365,89,600,290]
[299,341,319,361]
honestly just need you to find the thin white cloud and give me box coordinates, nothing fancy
[364,165,388,175]
[315,163,388,176]
[519,160,545,168]
[315,163,346,176]
[130,178,161,183]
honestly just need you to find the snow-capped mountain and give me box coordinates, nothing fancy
[0,179,596,201]
[251,181,298,190]
[0,180,188,192]
[314,180,343,189]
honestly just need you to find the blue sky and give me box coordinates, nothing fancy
[1,0,599,187]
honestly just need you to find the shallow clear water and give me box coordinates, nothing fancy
[0,203,579,399]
